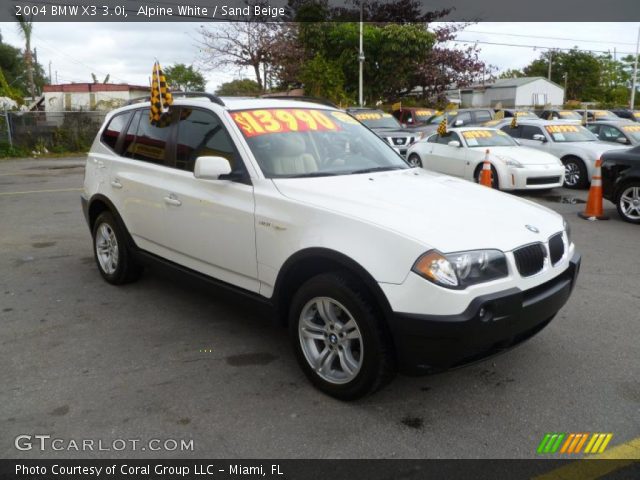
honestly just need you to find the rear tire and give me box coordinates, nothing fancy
[616,182,640,224]
[562,156,588,189]
[92,211,142,285]
[289,271,395,400]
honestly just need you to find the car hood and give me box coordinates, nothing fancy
[272,169,563,253]
[488,146,562,165]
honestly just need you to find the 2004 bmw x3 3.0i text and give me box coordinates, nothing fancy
[81,94,581,400]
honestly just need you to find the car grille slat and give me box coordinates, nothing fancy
[548,232,565,265]
[513,243,546,277]
[527,176,561,185]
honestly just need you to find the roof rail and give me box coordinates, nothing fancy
[125,92,225,107]
[259,94,337,108]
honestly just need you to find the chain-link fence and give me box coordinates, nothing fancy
[3,111,107,153]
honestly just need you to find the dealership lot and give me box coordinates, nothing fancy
[1,157,639,459]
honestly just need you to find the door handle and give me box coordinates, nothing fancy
[110,179,122,189]
[163,194,182,207]
[93,158,105,169]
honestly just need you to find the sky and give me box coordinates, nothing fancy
[0,22,638,92]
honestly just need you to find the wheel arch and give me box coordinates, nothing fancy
[272,248,394,328]
[88,194,137,249]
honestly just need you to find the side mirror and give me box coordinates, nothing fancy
[616,137,629,145]
[454,119,464,126]
[194,156,232,180]
[406,117,413,124]
[532,134,547,143]
[447,140,461,148]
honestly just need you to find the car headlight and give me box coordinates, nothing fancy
[496,155,524,168]
[412,249,508,289]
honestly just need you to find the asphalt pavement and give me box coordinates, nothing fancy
[1,156,638,459]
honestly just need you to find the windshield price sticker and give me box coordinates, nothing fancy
[546,125,579,133]
[622,125,640,132]
[462,130,494,139]
[593,111,609,117]
[232,109,340,138]
[416,110,433,116]
[354,113,383,120]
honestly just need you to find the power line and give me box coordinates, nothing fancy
[453,38,637,56]
[463,30,638,47]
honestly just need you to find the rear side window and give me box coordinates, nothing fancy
[122,108,176,164]
[474,110,492,123]
[101,111,132,152]
[520,125,544,140]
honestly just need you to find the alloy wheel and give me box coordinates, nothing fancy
[95,222,119,275]
[619,186,640,221]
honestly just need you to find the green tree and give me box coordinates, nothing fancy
[215,79,262,96]
[164,64,206,92]
[0,32,46,100]
[299,55,350,104]
[499,69,525,79]
[15,15,36,100]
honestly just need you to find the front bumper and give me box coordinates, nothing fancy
[390,252,581,375]
[503,165,565,190]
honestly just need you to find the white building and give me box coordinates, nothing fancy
[43,83,150,112]
[455,77,565,109]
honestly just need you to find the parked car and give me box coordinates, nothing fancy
[601,145,640,223]
[496,109,539,119]
[392,107,438,127]
[586,121,640,146]
[609,108,638,122]
[406,127,564,191]
[82,94,580,399]
[575,109,621,122]
[536,109,583,122]
[419,108,495,135]
[346,107,420,157]
[499,119,628,189]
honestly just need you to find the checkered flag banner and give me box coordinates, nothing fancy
[150,60,173,127]
[494,110,505,120]
[510,115,518,129]
[437,117,448,136]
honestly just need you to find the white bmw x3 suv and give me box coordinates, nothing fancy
[82,95,581,400]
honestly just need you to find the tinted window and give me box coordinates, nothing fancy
[121,110,141,156]
[474,110,492,123]
[174,108,243,172]
[599,125,625,142]
[520,125,544,140]
[123,108,176,164]
[452,112,472,125]
[101,111,132,152]
[436,132,460,145]
[501,125,522,138]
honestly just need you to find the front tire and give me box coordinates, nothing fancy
[408,153,423,168]
[562,156,588,189]
[474,164,500,189]
[289,272,395,400]
[617,182,640,224]
[92,211,142,284]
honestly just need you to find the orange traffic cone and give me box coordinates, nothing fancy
[479,149,493,187]
[578,158,609,220]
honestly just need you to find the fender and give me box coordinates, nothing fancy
[86,193,138,251]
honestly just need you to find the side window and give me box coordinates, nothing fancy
[501,125,521,138]
[520,125,544,140]
[436,132,460,145]
[599,125,623,141]
[123,108,176,165]
[427,134,438,143]
[453,112,472,125]
[586,124,600,135]
[121,110,141,156]
[100,111,132,153]
[174,108,244,173]
[474,110,492,123]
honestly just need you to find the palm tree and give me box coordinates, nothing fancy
[15,15,35,101]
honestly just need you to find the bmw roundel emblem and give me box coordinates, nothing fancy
[525,224,540,233]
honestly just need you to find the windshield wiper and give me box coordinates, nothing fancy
[350,166,406,174]
[278,171,345,178]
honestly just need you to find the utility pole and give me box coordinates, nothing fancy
[48,61,52,85]
[631,25,640,110]
[547,50,553,81]
[358,1,364,106]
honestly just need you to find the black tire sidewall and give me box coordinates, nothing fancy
[92,211,133,284]
[562,157,588,189]
[617,182,640,224]
[408,154,422,168]
[288,272,390,400]
[475,164,500,189]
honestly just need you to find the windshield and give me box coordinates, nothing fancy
[591,110,619,120]
[545,124,597,143]
[351,111,402,129]
[414,109,436,122]
[427,111,456,124]
[461,129,517,147]
[514,111,538,119]
[621,124,640,142]
[231,108,409,178]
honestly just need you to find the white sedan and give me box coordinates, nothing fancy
[407,127,566,191]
